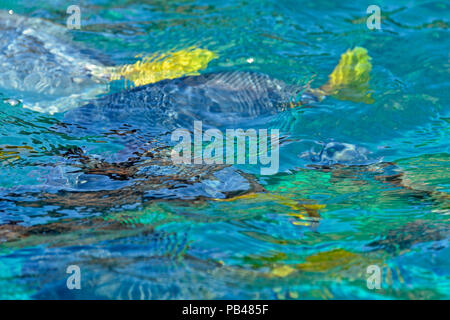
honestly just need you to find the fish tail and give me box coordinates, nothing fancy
[309,47,374,104]
[106,47,218,87]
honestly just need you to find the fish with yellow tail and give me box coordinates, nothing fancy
[0,10,217,114]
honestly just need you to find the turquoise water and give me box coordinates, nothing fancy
[0,0,449,299]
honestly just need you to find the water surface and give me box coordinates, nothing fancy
[0,0,449,299]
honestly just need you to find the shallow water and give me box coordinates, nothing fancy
[0,0,449,299]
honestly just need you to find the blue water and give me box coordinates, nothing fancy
[0,0,449,299]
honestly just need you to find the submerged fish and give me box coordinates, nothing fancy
[64,47,373,129]
[1,47,373,213]
[0,10,216,114]
[4,40,446,213]
[1,44,447,264]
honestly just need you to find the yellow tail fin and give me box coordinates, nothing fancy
[312,47,373,104]
[108,47,217,87]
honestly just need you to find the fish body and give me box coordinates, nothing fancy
[64,71,306,130]
[0,10,110,113]
[0,11,216,114]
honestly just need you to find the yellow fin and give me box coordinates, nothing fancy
[216,193,325,218]
[270,265,296,278]
[297,249,359,272]
[109,47,217,87]
[0,145,34,164]
[312,47,373,104]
